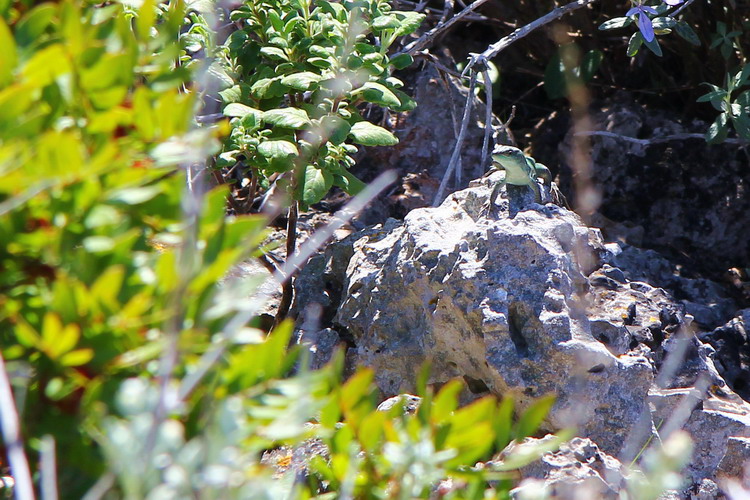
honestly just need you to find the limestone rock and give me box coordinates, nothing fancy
[334,179,654,455]
[510,437,625,499]
[649,387,750,483]
[700,310,750,401]
[557,95,750,276]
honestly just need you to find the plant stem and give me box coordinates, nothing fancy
[274,199,299,329]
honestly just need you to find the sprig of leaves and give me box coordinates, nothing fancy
[697,65,750,143]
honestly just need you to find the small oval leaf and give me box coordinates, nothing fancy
[263,108,311,129]
[257,140,298,160]
[349,121,398,146]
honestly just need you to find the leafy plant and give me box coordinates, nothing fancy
[697,64,750,143]
[218,0,423,208]
[598,2,699,58]
[709,21,742,60]
[215,0,423,325]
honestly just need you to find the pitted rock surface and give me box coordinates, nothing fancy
[333,179,654,455]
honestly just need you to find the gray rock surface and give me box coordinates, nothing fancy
[333,177,654,455]
[605,244,738,330]
[511,436,625,499]
[700,310,750,401]
[649,387,750,484]
[560,94,750,275]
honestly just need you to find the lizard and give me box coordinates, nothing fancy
[483,145,567,214]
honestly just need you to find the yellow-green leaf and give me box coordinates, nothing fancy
[59,348,94,367]
[0,19,16,87]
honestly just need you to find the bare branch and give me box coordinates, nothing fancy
[576,130,750,146]
[400,0,493,55]
[463,0,599,75]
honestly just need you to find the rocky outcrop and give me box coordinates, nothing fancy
[292,168,750,494]
[329,177,656,455]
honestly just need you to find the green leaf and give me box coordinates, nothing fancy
[320,115,350,144]
[388,53,414,70]
[90,265,125,312]
[21,44,71,87]
[599,17,632,31]
[301,164,333,205]
[260,46,288,61]
[15,320,42,348]
[372,14,399,31]
[108,186,161,204]
[352,82,401,108]
[731,112,750,140]
[15,3,56,48]
[643,36,663,57]
[394,12,425,37]
[674,21,700,46]
[0,19,15,87]
[580,50,603,82]
[705,113,728,144]
[390,89,417,112]
[651,16,676,31]
[223,103,263,120]
[280,71,322,91]
[627,32,643,57]
[432,379,462,422]
[219,85,242,103]
[515,394,556,439]
[495,396,515,450]
[333,170,365,195]
[137,0,157,40]
[543,53,565,100]
[59,348,94,367]
[257,140,298,160]
[251,77,288,99]
[263,108,311,129]
[697,89,727,103]
[349,121,398,146]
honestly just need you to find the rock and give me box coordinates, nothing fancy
[509,436,625,499]
[716,437,750,487]
[353,64,498,225]
[700,310,750,401]
[561,94,750,276]
[604,244,737,330]
[649,387,750,484]
[686,478,722,500]
[296,328,343,370]
[333,177,654,455]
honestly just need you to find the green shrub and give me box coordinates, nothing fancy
[218,0,424,208]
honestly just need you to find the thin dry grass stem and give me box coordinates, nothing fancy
[178,169,398,401]
[80,473,116,500]
[40,436,58,500]
[0,352,35,500]
[432,70,478,206]
[480,65,494,169]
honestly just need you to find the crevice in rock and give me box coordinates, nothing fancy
[508,302,531,357]
[463,375,490,394]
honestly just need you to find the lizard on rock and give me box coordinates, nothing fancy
[483,145,568,214]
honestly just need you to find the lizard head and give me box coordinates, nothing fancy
[491,145,526,169]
